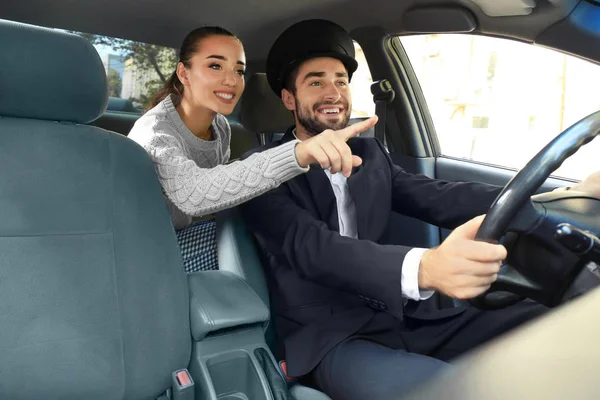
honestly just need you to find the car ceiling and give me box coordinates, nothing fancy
[0,0,584,61]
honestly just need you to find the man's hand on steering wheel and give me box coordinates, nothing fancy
[418,215,506,300]
[419,171,600,302]
[415,111,600,309]
[465,111,600,310]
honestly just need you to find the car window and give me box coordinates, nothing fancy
[350,41,376,118]
[399,34,600,181]
[80,33,374,117]
[75,32,177,112]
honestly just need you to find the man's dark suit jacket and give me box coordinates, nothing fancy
[240,128,502,377]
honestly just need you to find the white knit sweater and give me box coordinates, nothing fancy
[128,95,306,229]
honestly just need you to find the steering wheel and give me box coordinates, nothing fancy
[469,110,600,310]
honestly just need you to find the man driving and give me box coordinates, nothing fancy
[241,19,600,399]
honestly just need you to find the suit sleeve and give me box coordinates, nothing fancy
[241,182,409,318]
[374,140,503,229]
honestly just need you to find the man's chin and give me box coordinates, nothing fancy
[316,116,347,131]
[297,114,350,136]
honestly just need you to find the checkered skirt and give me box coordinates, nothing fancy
[176,219,218,273]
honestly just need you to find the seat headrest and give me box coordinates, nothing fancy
[107,97,137,113]
[240,73,294,133]
[0,19,108,123]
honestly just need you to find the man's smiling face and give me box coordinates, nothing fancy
[282,57,352,137]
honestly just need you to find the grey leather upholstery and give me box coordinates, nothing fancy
[240,73,294,134]
[90,111,141,135]
[216,208,270,306]
[0,20,190,400]
[229,120,260,159]
[0,20,107,123]
[188,270,270,341]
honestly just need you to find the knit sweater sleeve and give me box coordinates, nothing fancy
[145,130,307,217]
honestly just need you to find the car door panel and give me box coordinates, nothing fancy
[388,153,572,245]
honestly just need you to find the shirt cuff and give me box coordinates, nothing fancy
[401,248,435,301]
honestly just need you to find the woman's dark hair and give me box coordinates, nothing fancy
[148,26,238,109]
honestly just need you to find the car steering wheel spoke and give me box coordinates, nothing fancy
[504,199,546,235]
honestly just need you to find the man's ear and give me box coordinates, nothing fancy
[176,62,189,87]
[281,89,296,111]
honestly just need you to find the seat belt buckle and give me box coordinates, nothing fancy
[171,369,195,400]
[278,360,296,384]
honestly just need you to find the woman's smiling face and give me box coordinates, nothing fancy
[178,34,246,115]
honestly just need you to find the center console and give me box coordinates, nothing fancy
[186,270,286,400]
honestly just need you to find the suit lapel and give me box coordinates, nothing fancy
[280,127,339,232]
[305,167,339,232]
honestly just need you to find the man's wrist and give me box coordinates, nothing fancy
[418,249,434,291]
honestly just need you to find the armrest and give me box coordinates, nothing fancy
[188,270,270,341]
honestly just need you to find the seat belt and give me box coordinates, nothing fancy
[370,79,395,144]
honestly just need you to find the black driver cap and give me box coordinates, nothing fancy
[266,19,358,97]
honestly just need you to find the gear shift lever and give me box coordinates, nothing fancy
[555,223,600,263]
[555,223,600,301]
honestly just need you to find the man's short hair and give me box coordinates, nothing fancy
[283,65,300,94]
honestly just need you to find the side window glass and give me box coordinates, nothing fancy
[350,41,376,118]
[75,32,177,112]
[399,34,600,180]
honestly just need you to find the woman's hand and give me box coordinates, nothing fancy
[295,116,378,177]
